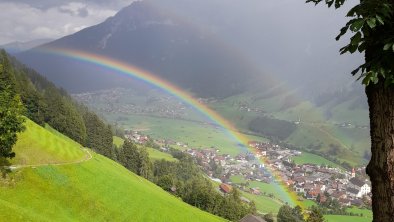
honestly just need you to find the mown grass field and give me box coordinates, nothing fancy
[11,119,85,165]
[324,215,371,222]
[291,152,343,169]
[347,207,372,218]
[107,114,268,157]
[113,136,124,148]
[230,176,290,214]
[0,119,226,222]
[246,181,291,203]
[147,148,178,162]
[241,191,282,214]
[230,175,246,184]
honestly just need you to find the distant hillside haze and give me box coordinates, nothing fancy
[17,0,362,98]
[0,39,53,54]
[17,0,264,98]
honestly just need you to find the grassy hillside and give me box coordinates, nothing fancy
[208,91,370,166]
[0,120,226,222]
[11,119,86,166]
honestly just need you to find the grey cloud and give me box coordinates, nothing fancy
[58,3,90,17]
[2,0,135,10]
[0,0,134,44]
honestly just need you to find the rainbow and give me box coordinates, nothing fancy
[39,47,303,209]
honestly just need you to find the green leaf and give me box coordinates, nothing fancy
[366,18,377,29]
[351,66,361,76]
[334,0,343,9]
[340,46,349,54]
[383,43,392,50]
[351,32,362,46]
[348,44,358,53]
[376,15,384,25]
[362,77,370,85]
[358,42,366,52]
[336,26,348,41]
[350,19,364,32]
[326,0,334,7]
[346,5,359,17]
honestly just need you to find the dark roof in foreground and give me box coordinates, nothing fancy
[239,214,266,222]
[350,177,368,187]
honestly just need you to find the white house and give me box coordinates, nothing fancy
[349,177,371,198]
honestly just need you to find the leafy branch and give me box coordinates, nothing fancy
[306,0,394,86]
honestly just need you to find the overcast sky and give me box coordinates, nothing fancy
[0,0,135,44]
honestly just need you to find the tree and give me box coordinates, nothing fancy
[306,207,325,222]
[277,205,305,222]
[0,89,25,159]
[119,140,141,173]
[0,53,25,160]
[305,0,394,220]
[263,213,275,222]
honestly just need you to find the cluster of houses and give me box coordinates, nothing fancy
[185,141,371,208]
[73,88,188,119]
[124,130,149,144]
[119,123,371,208]
[290,165,371,206]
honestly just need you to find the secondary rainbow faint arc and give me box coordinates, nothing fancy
[41,47,303,208]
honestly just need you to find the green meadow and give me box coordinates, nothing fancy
[147,148,178,162]
[0,119,226,222]
[230,176,290,214]
[347,207,373,218]
[11,119,86,166]
[325,215,371,222]
[291,152,343,169]
[107,114,268,156]
[241,192,282,214]
[113,136,125,148]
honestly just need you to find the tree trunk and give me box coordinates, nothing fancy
[366,81,394,222]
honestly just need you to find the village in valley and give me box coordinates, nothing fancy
[126,130,372,210]
[74,88,372,213]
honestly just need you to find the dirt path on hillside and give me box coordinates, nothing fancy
[9,148,93,170]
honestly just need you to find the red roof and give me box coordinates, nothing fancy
[220,183,233,193]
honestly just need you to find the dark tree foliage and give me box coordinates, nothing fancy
[42,87,87,144]
[277,205,305,222]
[0,51,25,159]
[152,155,255,221]
[118,140,152,179]
[306,206,325,222]
[81,109,114,158]
[249,116,296,140]
[263,213,275,222]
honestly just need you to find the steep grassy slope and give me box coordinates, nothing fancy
[0,120,226,222]
[11,119,86,166]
